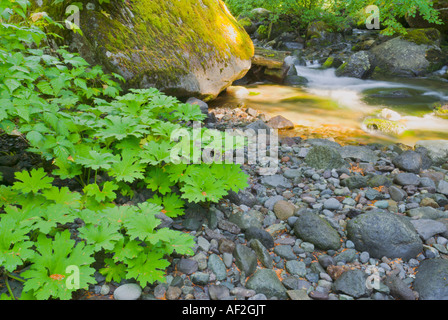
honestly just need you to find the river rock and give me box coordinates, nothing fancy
[335,51,375,79]
[234,244,258,276]
[383,275,417,300]
[228,209,263,230]
[415,140,448,166]
[346,210,423,260]
[333,269,368,298]
[267,115,295,130]
[339,145,379,163]
[208,285,230,300]
[323,198,342,211]
[437,180,448,195]
[408,207,448,220]
[261,175,293,189]
[245,227,275,249]
[414,258,448,300]
[389,185,408,202]
[371,31,447,77]
[113,283,142,300]
[293,211,342,251]
[208,254,227,281]
[394,173,421,186]
[342,175,368,190]
[245,269,288,299]
[273,200,296,220]
[392,151,423,173]
[410,219,447,241]
[304,145,346,170]
[250,239,273,268]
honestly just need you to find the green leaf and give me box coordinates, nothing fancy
[125,251,170,286]
[99,258,126,283]
[83,181,118,203]
[108,149,145,183]
[12,168,54,194]
[144,167,173,195]
[79,222,123,252]
[75,150,118,170]
[42,186,82,208]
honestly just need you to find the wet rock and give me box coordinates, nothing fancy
[234,244,258,276]
[347,210,423,260]
[335,51,375,79]
[208,285,230,300]
[273,200,296,220]
[246,269,288,299]
[392,150,423,173]
[394,173,421,186]
[415,140,448,166]
[267,115,295,129]
[261,175,293,189]
[250,239,273,268]
[333,269,368,298]
[293,211,342,251]
[113,283,142,300]
[414,258,448,300]
[305,145,346,170]
[410,219,447,241]
[384,275,417,300]
[208,254,227,281]
[245,227,275,249]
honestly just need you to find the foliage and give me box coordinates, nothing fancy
[0,0,249,300]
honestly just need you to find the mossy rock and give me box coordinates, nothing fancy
[362,118,407,135]
[402,28,442,46]
[31,0,254,101]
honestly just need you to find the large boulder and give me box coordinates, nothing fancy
[415,140,448,166]
[31,0,254,101]
[335,51,375,79]
[370,29,447,77]
[347,210,423,260]
[405,1,448,34]
[414,258,448,300]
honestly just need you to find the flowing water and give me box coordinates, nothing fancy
[212,61,448,146]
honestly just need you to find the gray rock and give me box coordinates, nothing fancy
[410,219,447,241]
[414,258,448,300]
[191,272,210,286]
[267,115,295,129]
[383,275,416,300]
[333,269,368,298]
[246,269,288,299]
[392,150,423,173]
[177,258,199,275]
[389,185,408,202]
[335,51,375,79]
[234,244,258,276]
[285,260,307,277]
[186,97,208,115]
[342,175,368,190]
[261,175,293,189]
[287,289,311,300]
[408,207,448,220]
[293,211,342,251]
[415,140,448,166]
[394,173,421,186]
[245,227,275,249]
[264,195,284,211]
[113,283,142,300]
[208,254,227,281]
[323,198,342,211]
[334,249,357,264]
[339,145,379,163]
[228,209,263,230]
[305,145,346,170]
[274,245,297,260]
[250,239,273,268]
[208,285,230,300]
[246,120,272,132]
[347,210,423,260]
[283,168,301,179]
[437,180,448,195]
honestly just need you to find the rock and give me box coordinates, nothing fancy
[415,140,448,166]
[287,289,311,300]
[166,286,182,300]
[245,227,275,249]
[323,198,342,211]
[363,118,407,135]
[246,120,272,132]
[392,151,423,173]
[371,31,447,77]
[191,272,210,286]
[34,0,254,100]
[267,115,294,130]
[414,258,448,300]
[394,173,421,186]
[261,175,293,189]
[208,254,227,281]
[284,75,308,86]
[437,180,448,195]
[234,244,258,276]
[305,145,346,170]
[347,210,423,260]
[250,239,273,268]
[293,211,342,251]
[177,258,199,275]
[208,285,230,300]
[339,145,379,163]
[408,207,448,220]
[273,200,296,220]
[306,21,342,47]
[332,269,368,298]
[335,51,375,79]
[410,219,447,241]
[383,275,416,300]
[186,97,209,115]
[228,209,263,230]
[113,283,142,300]
[274,245,296,260]
[264,195,284,211]
[342,175,368,190]
[245,269,288,299]
[285,260,307,277]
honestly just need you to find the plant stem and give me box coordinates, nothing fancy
[6,272,25,283]
[4,275,15,300]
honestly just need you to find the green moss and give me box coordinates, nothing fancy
[363,118,407,135]
[322,57,334,69]
[402,28,441,46]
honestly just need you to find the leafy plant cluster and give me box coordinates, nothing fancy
[0,0,248,300]
[225,0,443,35]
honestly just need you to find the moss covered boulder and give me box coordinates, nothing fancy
[370,29,447,77]
[31,0,254,101]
